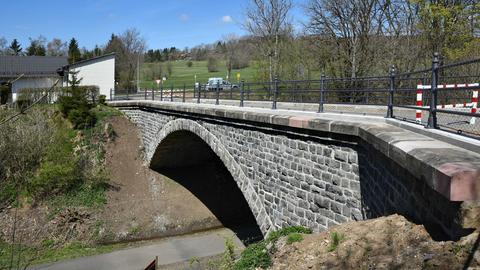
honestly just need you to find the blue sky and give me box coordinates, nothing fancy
[0,0,308,50]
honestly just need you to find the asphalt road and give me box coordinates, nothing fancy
[30,228,244,270]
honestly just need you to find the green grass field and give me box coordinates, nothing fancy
[140,60,259,89]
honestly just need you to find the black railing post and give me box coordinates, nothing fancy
[144,88,147,100]
[318,74,325,113]
[387,65,396,118]
[427,52,439,129]
[152,87,154,100]
[216,81,220,105]
[160,84,163,101]
[247,84,250,100]
[170,85,173,102]
[127,88,129,100]
[240,80,245,107]
[272,77,278,109]
[230,83,233,99]
[197,84,201,103]
[110,88,113,100]
[182,83,186,103]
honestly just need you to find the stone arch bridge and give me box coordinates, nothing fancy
[109,100,480,240]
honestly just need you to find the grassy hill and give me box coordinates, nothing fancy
[140,60,259,89]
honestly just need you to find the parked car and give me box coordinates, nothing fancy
[205,78,238,91]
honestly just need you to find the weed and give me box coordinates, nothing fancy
[220,238,236,270]
[41,239,55,248]
[328,232,345,252]
[129,225,140,235]
[328,232,344,252]
[189,256,200,266]
[234,242,271,270]
[286,233,303,244]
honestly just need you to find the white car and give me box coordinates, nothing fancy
[205,78,238,91]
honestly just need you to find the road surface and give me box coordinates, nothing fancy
[30,228,244,270]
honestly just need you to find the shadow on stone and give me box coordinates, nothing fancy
[150,130,263,244]
[358,140,474,241]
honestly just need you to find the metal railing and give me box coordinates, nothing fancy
[110,54,480,138]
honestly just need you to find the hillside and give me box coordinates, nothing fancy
[269,214,480,270]
[140,60,258,88]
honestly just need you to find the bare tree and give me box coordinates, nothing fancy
[47,38,67,56]
[119,28,147,90]
[244,0,293,81]
[306,0,388,78]
[0,37,7,55]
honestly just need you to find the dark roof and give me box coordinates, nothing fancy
[0,55,68,78]
[67,53,115,68]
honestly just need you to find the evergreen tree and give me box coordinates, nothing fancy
[68,38,81,64]
[26,38,46,56]
[9,39,22,55]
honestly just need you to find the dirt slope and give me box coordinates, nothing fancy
[270,214,480,270]
[100,115,222,242]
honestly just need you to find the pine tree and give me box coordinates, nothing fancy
[68,38,81,64]
[26,39,46,56]
[9,39,22,55]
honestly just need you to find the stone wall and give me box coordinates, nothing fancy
[120,107,466,239]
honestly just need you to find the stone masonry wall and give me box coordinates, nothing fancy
[120,107,464,239]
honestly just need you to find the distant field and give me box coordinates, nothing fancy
[140,60,259,89]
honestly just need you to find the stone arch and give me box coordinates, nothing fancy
[147,118,274,235]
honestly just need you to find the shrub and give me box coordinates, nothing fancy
[186,61,193,68]
[286,233,303,244]
[233,226,311,269]
[68,108,96,129]
[98,95,106,105]
[207,56,219,72]
[15,94,33,111]
[57,86,97,129]
[266,226,312,244]
[0,84,10,104]
[234,242,270,270]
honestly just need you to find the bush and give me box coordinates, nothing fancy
[68,108,96,129]
[0,84,10,104]
[186,61,193,68]
[207,56,219,72]
[234,242,270,270]
[98,95,106,105]
[233,226,312,269]
[15,95,33,111]
[286,233,303,244]
[57,86,97,129]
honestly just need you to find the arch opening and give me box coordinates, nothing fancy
[150,130,263,243]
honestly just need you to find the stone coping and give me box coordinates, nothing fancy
[109,100,480,202]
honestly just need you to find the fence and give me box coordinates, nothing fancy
[111,54,480,138]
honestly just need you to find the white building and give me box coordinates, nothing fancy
[0,53,116,103]
[64,53,115,98]
[0,55,67,102]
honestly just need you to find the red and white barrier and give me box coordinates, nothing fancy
[416,83,479,124]
[416,85,423,123]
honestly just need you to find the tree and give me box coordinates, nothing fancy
[244,0,293,81]
[207,56,219,72]
[9,39,22,55]
[119,28,146,90]
[166,61,173,77]
[305,0,387,78]
[26,36,47,56]
[68,38,82,64]
[0,37,7,55]
[47,38,66,56]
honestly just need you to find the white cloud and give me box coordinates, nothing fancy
[179,14,189,21]
[221,15,233,23]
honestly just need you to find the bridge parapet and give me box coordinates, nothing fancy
[110,100,480,239]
